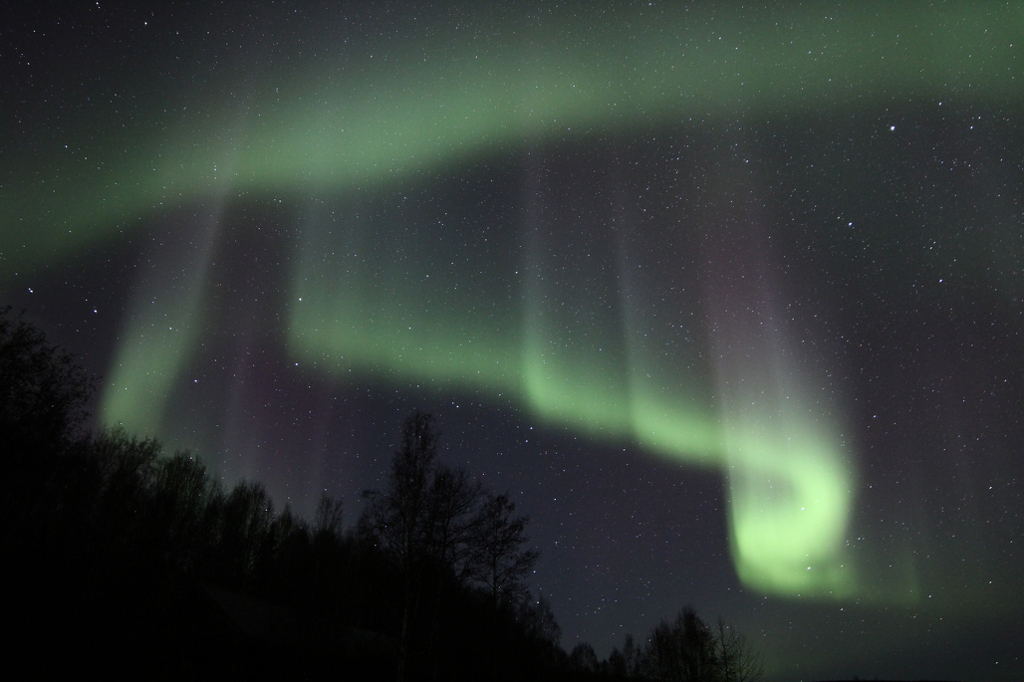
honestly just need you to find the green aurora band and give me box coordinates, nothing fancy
[3,3,1020,600]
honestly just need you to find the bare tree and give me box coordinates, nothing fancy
[313,492,344,540]
[422,463,483,680]
[425,463,482,580]
[570,641,600,674]
[152,451,214,572]
[714,617,764,682]
[362,411,440,682]
[211,479,276,587]
[518,593,561,647]
[470,491,540,607]
[642,607,717,682]
[363,411,439,568]
[362,413,544,680]
[0,305,92,450]
[608,633,642,679]
[627,607,765,682]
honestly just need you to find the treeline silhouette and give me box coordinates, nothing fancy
[2,306,763,681]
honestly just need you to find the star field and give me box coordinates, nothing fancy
[2,3,1022,680]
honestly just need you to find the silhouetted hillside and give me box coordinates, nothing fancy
[3,305,776,681]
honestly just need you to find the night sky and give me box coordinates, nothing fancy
[3,2,1022,680]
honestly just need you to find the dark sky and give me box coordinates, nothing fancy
[3,3,1022,680]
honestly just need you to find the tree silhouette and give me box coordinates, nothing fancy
[0,306,92,451]
[2,312,571,680]
[714,617,765,682]
[570,641,600,674]
[361,412,551,681]
[363,411,440,569]
[608,633,642,680]
[213,480,277,588]
[643,607,718,682]
[518,593,562,648]
[361,410,447,681]
[1,305,93,530]
[151,451,215,574]
[605,606,765,682]
[426,463,483,582]
[313,491,344,540]
[470,491,540,608]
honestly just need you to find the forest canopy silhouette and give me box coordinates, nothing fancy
[1,305,764,681]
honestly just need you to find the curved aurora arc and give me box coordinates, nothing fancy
[3,4,1018,600]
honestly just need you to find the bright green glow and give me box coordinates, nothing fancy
[725,426,855,596]
[100,208,222,434]
[289,203,523,391]
[3,4,1019,273]
[102,318,201,436]
[7,3,1017,600]
[286,194,856,598]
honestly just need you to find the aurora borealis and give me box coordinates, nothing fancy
[3,2,1023,680]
